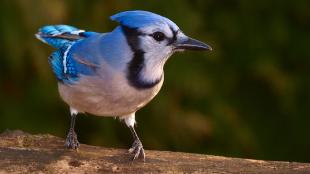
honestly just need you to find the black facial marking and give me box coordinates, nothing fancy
[121,25,162,90]
[167,26,178,45]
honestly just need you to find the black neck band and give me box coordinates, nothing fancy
[121,26,162,89]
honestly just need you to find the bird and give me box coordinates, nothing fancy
[35,10,212,161]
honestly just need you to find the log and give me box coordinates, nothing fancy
[0,130,309,174]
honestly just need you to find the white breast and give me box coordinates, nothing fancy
[58,72,164,117]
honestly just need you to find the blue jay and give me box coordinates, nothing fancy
[36,10,211,160]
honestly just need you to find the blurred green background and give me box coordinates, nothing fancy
[0,0,309,162]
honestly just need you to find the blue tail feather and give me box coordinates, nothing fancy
[35,25,96,49]
[42,25,79,35]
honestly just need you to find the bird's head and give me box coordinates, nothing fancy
[111,10,212,89]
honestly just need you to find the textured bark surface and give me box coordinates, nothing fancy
[0,130,309,174]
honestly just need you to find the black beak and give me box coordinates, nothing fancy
[175,37,212,51]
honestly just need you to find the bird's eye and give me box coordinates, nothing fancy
[152,32,165,42]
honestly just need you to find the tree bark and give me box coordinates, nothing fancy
[0,130,309,174]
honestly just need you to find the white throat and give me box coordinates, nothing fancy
[139,51,170,83]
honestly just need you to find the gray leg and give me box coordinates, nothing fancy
[65,112,79,149]
[128,125,145,161]
[121,113,145,161]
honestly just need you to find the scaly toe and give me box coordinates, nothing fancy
[129,140,145,161]
[128,140,139,154]
[65,131,79,149]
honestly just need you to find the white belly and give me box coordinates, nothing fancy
[58,73,164,116]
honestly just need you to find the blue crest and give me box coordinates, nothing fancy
[110,10,178,29]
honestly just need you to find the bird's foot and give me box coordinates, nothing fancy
[65,129,79,150]
[128,139,145,161]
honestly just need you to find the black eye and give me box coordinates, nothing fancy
[152,32,165,42]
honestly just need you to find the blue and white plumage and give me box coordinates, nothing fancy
[36,10,211,160]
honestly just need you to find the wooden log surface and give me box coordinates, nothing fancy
[0,130,309,174]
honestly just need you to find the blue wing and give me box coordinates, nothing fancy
[48,46,79,84]
[36,25,99,84]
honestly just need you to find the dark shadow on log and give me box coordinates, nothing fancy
[0,130,309,174]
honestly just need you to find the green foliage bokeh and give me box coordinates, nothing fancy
[0,0,309,162]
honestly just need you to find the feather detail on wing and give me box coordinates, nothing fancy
[36,25,100,84]
[49,45,79,84]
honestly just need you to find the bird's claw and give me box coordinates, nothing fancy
[129,139,145,161]
[65,129,79,150]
